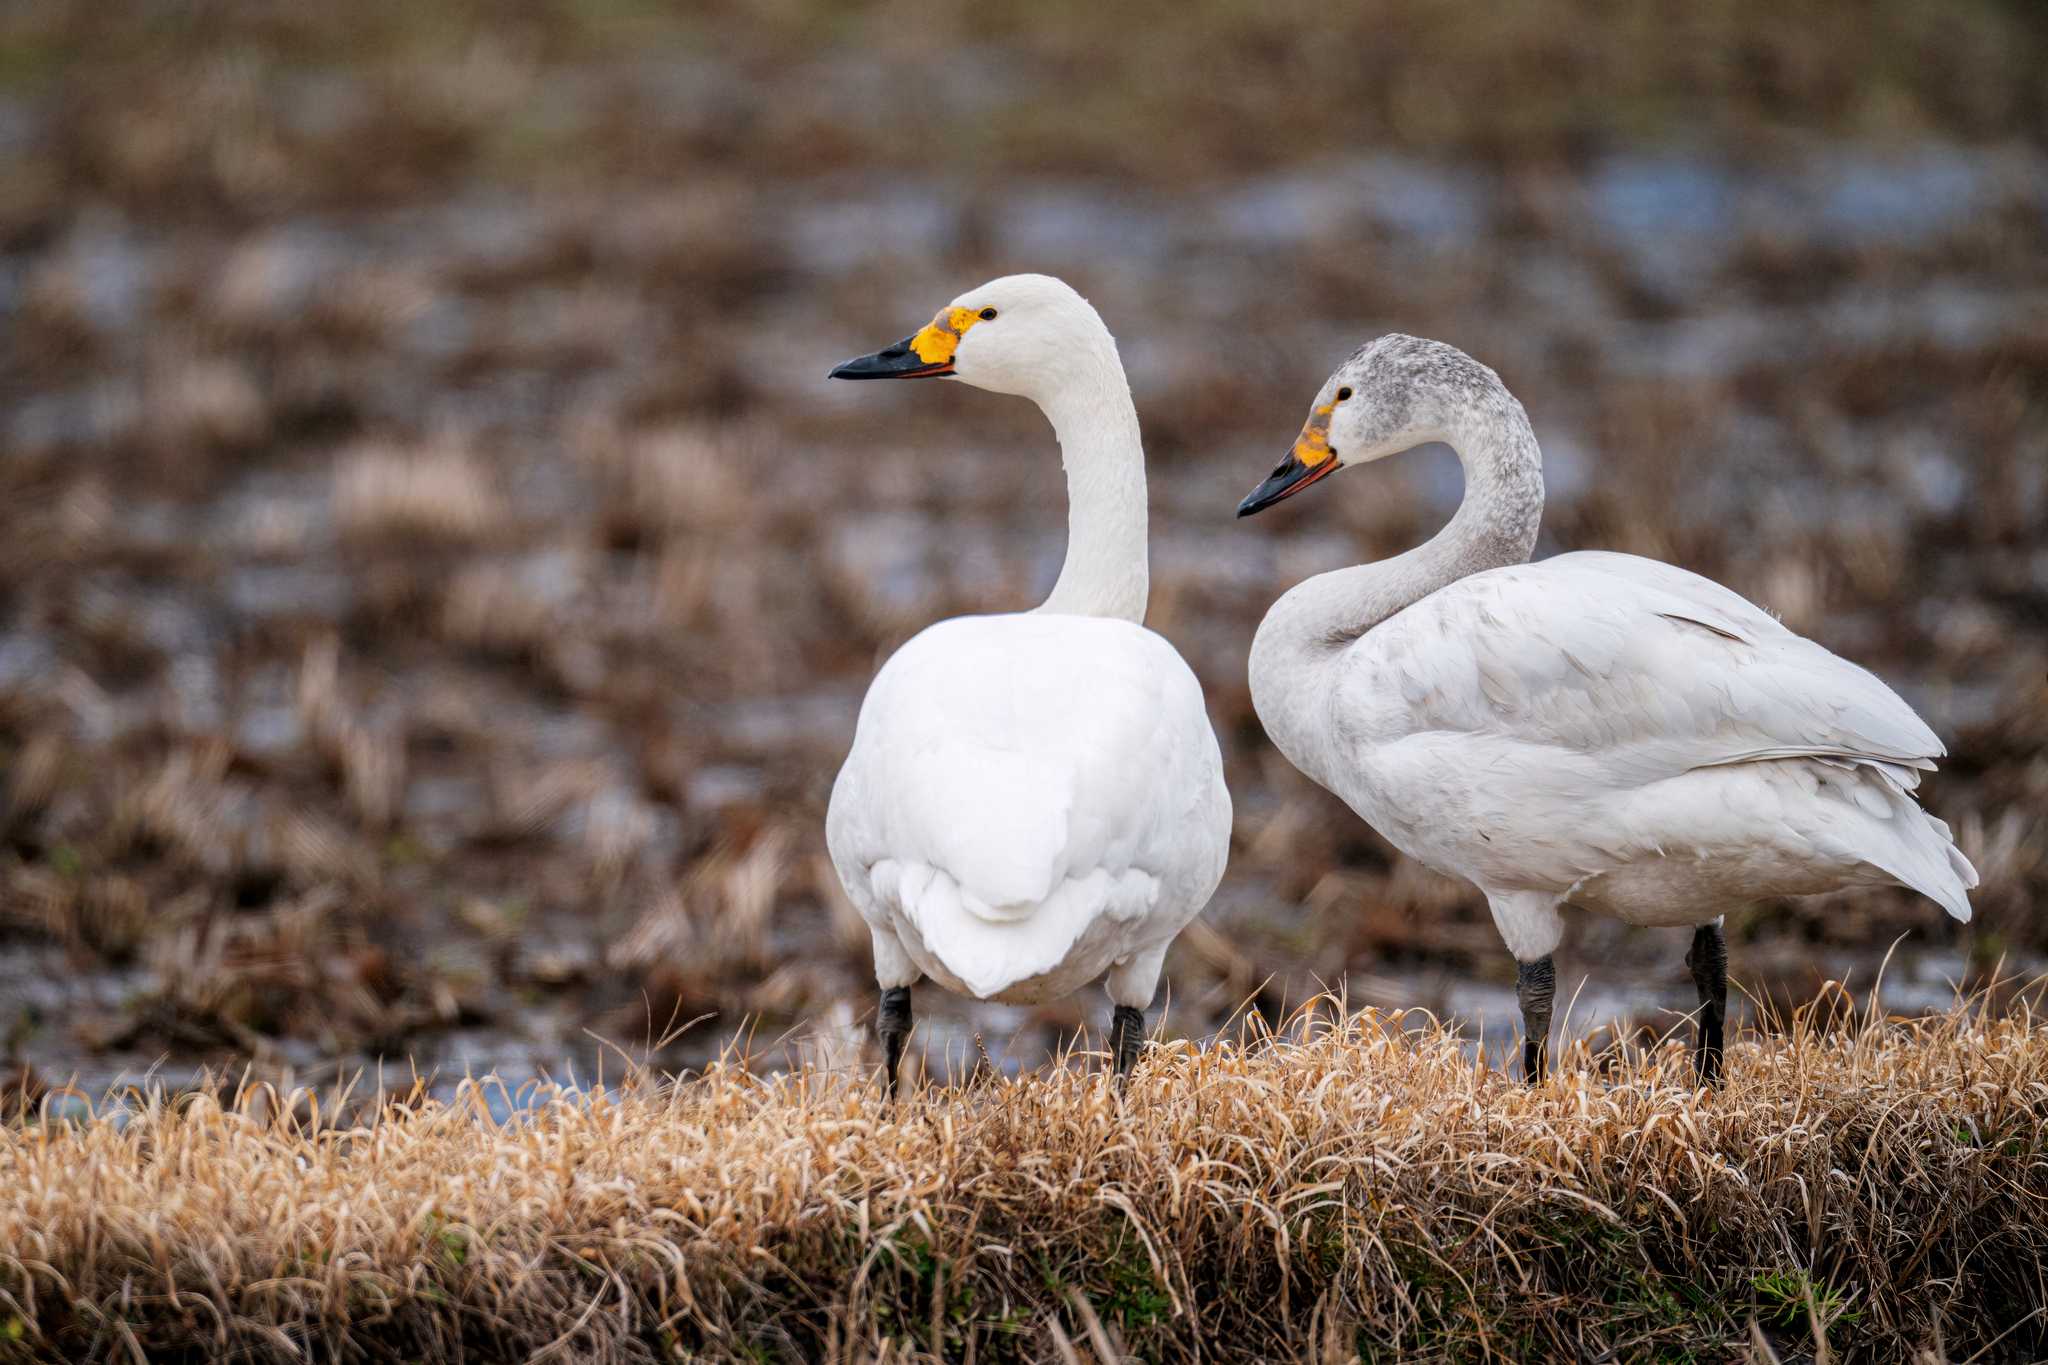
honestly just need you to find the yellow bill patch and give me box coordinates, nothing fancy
[908,306,985,365]
[1292,402,1337,468]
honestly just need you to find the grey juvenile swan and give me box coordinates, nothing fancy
[1236,335,1976,1082]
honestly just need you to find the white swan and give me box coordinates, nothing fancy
[1237,334,1976,1083]
[826,274,1231,1096]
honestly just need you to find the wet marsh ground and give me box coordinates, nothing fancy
[3,2,2047,1110]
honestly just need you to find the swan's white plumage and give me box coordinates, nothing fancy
[1338,551,1942,784]
[830,613,1229,1002]
[1323,551,1976,934]
[1248,334,1974,971]
[826,273,1231,1018]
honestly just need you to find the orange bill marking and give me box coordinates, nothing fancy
[909,306,986,366]
[1292,402,1337,468]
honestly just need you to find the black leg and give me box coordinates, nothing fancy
[1108,1004,1144,1082]
[1685,922,1728,1084]
[878,986,912,1102]
[1517,956,1555,1083]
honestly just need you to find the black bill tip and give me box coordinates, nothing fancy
[829,336,954,381]
[1234,479,1276,517]
[1237,453,1341,518]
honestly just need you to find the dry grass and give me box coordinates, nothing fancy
[3,998,2045,1363]
[334,440,509,547]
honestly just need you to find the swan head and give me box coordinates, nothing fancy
[1237,334,1490,517]
[828,274,1115,404]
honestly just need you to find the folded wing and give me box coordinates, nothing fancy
[1336,551,1974,920]
[1347,550,1945,788]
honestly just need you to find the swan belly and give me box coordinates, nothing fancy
[1567,852,1876,927]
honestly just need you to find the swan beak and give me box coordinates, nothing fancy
[832,307,985,381]
[828,335,955,380]
[1237,403,1342,516]
[1236,455,1341,516]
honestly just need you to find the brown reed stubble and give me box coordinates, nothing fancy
[1,998,2043,1363]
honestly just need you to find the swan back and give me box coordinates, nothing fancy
[828,613,1230,998]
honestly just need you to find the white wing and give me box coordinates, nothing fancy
[1342,551,1944,782]
[828,613,1230,998]
[1334,551,1974,917]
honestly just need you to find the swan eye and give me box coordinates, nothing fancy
[979,307,998,321]
[1336,386,1353,402]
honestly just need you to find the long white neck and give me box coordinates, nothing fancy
[1249,377,1544,772]
[1031,350,1149,622]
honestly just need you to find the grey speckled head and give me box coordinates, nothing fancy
[1237,334,1532,518]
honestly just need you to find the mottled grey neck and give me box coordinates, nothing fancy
[1033,346,1149,623]
[1249,369,1543,772]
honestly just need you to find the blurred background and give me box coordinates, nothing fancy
[3,1,2045,1104]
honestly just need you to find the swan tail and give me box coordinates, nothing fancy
[905,867,1043,995]
[882,861,1159,999]
[1828,773,1978,924]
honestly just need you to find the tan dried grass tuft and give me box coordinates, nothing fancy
[439,560,559,655]
[575,420,751,545]
[334,439,507,546]
[3,732,67,823]
[612,825,793,980]
[297,637,406,831]
[144,356,268,453]
[1,999,2043,1362]
[110,744,233,874]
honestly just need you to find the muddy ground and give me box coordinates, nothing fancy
[2,2,2045,1107]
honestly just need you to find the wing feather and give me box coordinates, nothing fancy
[1341,550,1944,786]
